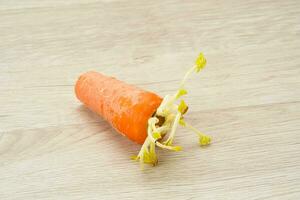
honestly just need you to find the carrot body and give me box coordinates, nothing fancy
[75,71,162,144]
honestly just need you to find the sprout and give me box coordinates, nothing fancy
[152,132,162,140]
[199,135,211,146]
[179,118,186,127]
[163,112,181,146]
[195,53,207,72]
[184,121,212,146]
[133,52,211,167]
[176,88,188,99]
[172,146,183,151]
[133,138,158,167]
[178,100,188,115]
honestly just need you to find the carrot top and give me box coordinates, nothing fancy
[132,53,212,167]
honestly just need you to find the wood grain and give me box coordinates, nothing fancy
[0,0,300,199]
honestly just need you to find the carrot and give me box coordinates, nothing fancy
[75,53,212,167]
[75,71,162,144]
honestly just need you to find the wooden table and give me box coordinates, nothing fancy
[1,0,299,199]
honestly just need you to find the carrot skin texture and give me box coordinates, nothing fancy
[75,71,162,144]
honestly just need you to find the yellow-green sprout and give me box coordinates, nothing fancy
[133,53,211,167]
[152,132,162,140]
[178,100,188,115]
[195,53,207,72]
[183,119,211,146]
[176,88,188,99]
[199,135,211,146]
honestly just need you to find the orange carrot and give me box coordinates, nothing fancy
[75,71,162,144]
[75,53,211,166]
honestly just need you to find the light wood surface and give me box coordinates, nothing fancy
[1,0,300,199]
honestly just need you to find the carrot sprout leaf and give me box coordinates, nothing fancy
[152,132,162,140]
[179,118,186,127]
[176,88,188,99]
[199,135,211,146]
[178,100,188,115]
[195,53,207,72]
